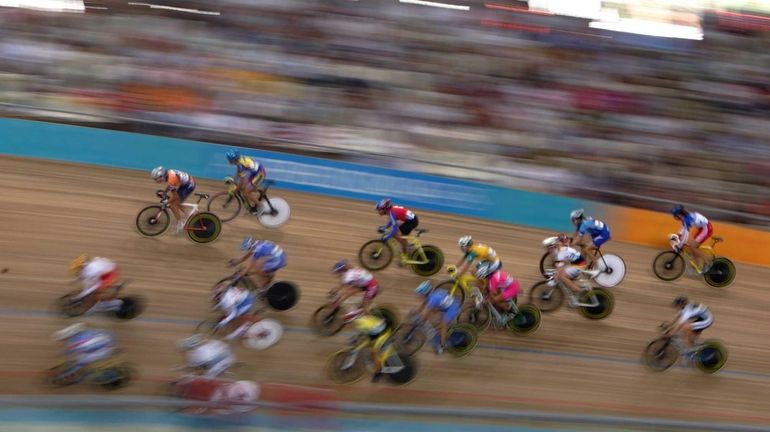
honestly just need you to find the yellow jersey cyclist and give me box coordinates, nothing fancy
[455,236,502,279]
[350,315,401,382]
[152,166,196,233]
[226,150,266,213]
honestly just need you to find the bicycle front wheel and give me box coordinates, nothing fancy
[642,337,678,372]
[528,281,564,312]
[459,304,491,332]
[358,240,393,271]
[539,252,556,277]
[393,324,426,356]
[136,205,170,237]
[206,192,242,222]
[311,304,345,336]
[652,251,685,281]
[327,349,366,384]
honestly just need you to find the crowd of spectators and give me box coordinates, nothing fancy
[0,0,768,224]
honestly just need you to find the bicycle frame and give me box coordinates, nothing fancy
[343,332,402,374]
[152,190,210,232]
[224,178,279,214]
[542,272,601,308]
[674,237,720,273]
[446,266,483,301]
[394,236,429,265]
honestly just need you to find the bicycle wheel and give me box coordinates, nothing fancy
[358,240,393,271]
[186,212,222,244]
[433,281,466,306]
[703,257,736,288]
[446,324,478,357]
[539,252,556,277]
[642,337,678,372]
[578,288,614,320]
[93,364,135,390]
[528,281,564,312]
[694,340,728,374]
[257,197,291,229]
[113,296,145,320]
[56,292,88,317]
[265,282,299,311]
[507,304,542,336]
[409,245,444,276]
[135,205,170,237]
[594,254,626,288]
[371,306,399,331]
[242,319,283,350]
[652,251,685,281]
[385,353,417,385]
[327,349,366,384]
[46,362,82,387]
[393,324,426,356]
[459,304,491,332]
[311,304,345,336]
[206,192,242,222]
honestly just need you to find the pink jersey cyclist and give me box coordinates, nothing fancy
[487,270,520,301]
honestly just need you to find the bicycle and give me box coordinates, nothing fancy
[195,316,284,351]
[46,357,136,390]
[358,228,444,276]
[539,243,626,288]
[168,375,260,415]
[210,272,299,313]
[56,281,145,320]
[459,292,541,336]
[136,190,222,243]
[642,324,728,374]
[528,270,614,319]
[432,264,482,306]
[206,178,291,229]
[652,236,736,288]
[392,311,479,358]
[326,332,417,385]
[311,293,398,337]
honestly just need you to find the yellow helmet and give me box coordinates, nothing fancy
[69,254,88,274]
[352,315,386,334]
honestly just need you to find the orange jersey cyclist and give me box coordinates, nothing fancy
[151,166,196,233]
[226,150,266,213]
[375,198,418,256]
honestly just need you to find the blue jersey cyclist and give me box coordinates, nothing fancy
[228,236,287,289]
[414,281,460,355]
[570,209,611,268]
[226,150,266,213]
[52,323,118,377]
[215,285,258,341]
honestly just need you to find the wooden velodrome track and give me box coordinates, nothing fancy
[1,156,769,428]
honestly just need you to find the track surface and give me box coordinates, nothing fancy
[1,156,769,427]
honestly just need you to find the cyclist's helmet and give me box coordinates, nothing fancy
[177,334,205,351]
[240,236,257,251]
[52,322,86,341]
[458,236,473,249]
[375,198,392,211]
[226,150,240,163]
[570,209,585,223]
[672,296,688,308]
[475,262,493,280]
[542,236,560,248]
[671,204,686,217]
[331,259,348,273]
[151,166,166,181]
[415,281,432,296]
[69,254,88,274]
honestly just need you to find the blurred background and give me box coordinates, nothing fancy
[0,0,768,225]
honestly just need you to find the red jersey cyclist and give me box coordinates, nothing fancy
[226,150,266,213]
[475,262,520,321]
[375,199,418,256]
[330,259,380,315]
[151,166,196,233]
[670,205,714,273]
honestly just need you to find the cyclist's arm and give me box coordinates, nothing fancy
[217,308,238,328]
[381,213,398,240]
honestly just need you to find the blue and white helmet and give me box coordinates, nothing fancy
[415,281,432,296]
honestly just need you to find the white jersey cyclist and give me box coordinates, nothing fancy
[179,336,236,378]
[678,303,714,332]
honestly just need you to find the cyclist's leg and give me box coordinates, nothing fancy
[397,217,418,254]
[360,283,378,313]
[168,190,183,223]
[441,302,461,348]
[244,172,264,208]
[557,266,582,295]
[692,223,714,271]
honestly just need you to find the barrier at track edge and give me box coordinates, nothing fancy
[0,118,765,266]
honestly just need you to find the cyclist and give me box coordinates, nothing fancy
[214,284,258,341]
[475,262,520,318]
[226,150,265,213]
[52,323,118,377]
[455,236,501,280]
[543,235,597,306]
[670,205,713,273]
[376,198,418,257]
[414,281,460,355]
[570,209,611,268]
[665,296,713,354]
[228,236,286,290]
[68,254,123,314]
[330,259,379,314]
[177,334,236,378]
[350,314,399,382]
[152,166,196,233]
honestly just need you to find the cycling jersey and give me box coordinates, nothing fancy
[250,241,286,273]
[186,340,235,378]
[218,288,256,328]
[65,330,116,367]
[166,169,194,189]
[678,303,714,331]
[679,212,712,244]
[464,244,501,267]
[78,258,119,299]
[555,246,584,265]
[487,270,520,301]
[578,218,611,247]
[342,268,379,299]
[236,157,265,177]
[381,206,418,239]
[426,289,460,324]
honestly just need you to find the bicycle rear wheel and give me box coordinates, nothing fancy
[385,353,417,385]
[358,240,393,271]
[594,254,626,288]
[113,296,145,320]
[578,289,614,320]
[694,340,728,374]
[186,212,222,244]
[409,245,443,276]
[265,282,299,311]
[446,324,478,357]
[652,251,685,281]
[528,281,564,312]
[703,257,736,288]
[136,205,170,237]
[257,197,291,229]
[242,319,283,350]
[507,304,541,336]
[206,192,242,222]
